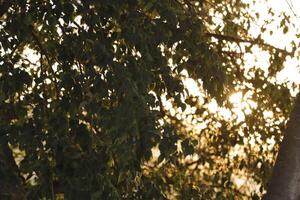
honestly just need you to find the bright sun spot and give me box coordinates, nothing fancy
[207,99,219,113]
[229,92,243,105]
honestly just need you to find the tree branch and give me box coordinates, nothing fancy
[206,32,292,56]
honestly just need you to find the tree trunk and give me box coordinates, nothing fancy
[265,94,300,199]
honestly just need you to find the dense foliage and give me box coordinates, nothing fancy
[0,0,298,199]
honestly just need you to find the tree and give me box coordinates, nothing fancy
[0,0,297,199]
[264,94,300,199]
